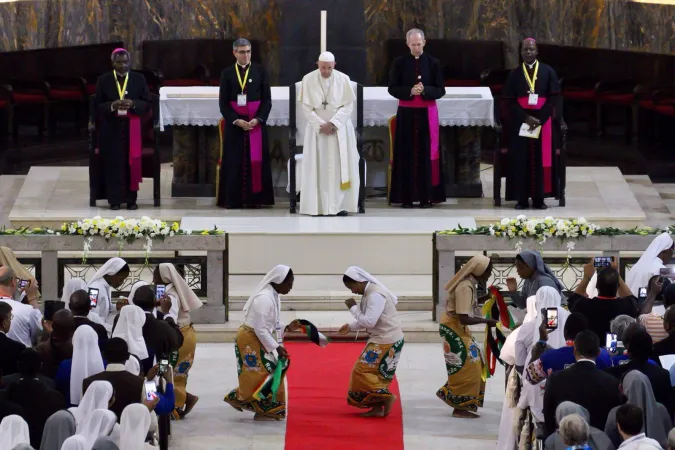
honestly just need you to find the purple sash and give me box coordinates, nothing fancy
[398,97,440,186]
[230,100,263,193]
[517,96,552,193]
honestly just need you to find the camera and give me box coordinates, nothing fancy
[158,358,169,375]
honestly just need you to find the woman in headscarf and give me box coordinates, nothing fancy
[39,410,76,450]
[153,263,203,418]
[545,402,615,450]
[0,415,31,450]
[604,370,672,448]
[337,266,405,417]
[68,381,114,432]
[437,255,498,419]
[0,247,40,305]
[497,295,537,450]
[111,304,147,376]
[507,250,564,309]
[626,233,674,296]
[91,437,119,450]
[515,287,570,418]
[78,409,118,449]
[118,404,155,450]
[60,435,88,450]
[55,326,105,406]
[223,265,298,421]
[87,258,130,328]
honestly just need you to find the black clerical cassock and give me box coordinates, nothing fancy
[387,53,447,206]
[94,71,149,207]
[217,62,274,209]
[503,62,562,206]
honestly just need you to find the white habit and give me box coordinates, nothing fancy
[298,69,360,215]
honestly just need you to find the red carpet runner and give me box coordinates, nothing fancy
[284,342,404,450]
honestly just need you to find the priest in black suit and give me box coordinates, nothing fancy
[0,302,23,376]
[387,28,446,208]
[94,48,150,210]
[217,38,274,209]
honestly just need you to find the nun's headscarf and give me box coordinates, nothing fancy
[70,326,105,405]
[61,279,87,308]
[242,265,291,313]
[158,263,203,312]
[39,410,76,450]
[344,266,398,304]
[88,258,127,286]
[0,415,30,450]
[119,404,152,450]
[111,305,148,360]
[444,255,490,294]
[518,250,564,292]
[626,232,674,296]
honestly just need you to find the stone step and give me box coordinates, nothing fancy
[194,310,487,344]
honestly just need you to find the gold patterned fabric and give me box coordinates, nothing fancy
[347,339,404,408]
[173,324,197,409]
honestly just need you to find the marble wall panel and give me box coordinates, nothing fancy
[1,0,675,84]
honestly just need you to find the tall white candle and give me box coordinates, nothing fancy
[320,10,327,53]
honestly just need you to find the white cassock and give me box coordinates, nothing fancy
[298,69,360,216]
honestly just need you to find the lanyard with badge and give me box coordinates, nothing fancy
[114,70,129,116]
[274,293,283,345]
[522,61,539,106]
[236,65,250,107]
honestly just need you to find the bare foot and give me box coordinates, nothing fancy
[360,405,385,417]
[383,395,397,417]
[452,409,480,419]
[183,393,199,416]
[254,413,279,421]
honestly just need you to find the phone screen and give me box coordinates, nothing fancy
[88,288,99,307]
[159,359,169,373]
[594,256,612,268]
[606,333,618,352]
[144,380,158,401]
[18,279,28,289]
[638,287,648,299]
[546,307,558,330]
[156,284,166,300]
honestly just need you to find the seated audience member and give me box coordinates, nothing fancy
[611,323,659,367]
[526,313,612,385]
[604,371,671,448]
[653,305,675,357]
[6,349,67,447]
[668,428,675,450]
[56,325,104,406]
[605,328,675,417]
[92,436,119,449]
[557,413,593,450]
[62,279,106,325]
[545,401,615,450]
[116,286,183,374]
[638,277,672,343]
[119,403,156,449]
[78,409,118,448]
[111,305,147,375]
[0,267,43,347]
[570,259,638,340]
[61,435,90,450]
[0,302,23,376]
[70,290,109,344]
[609,315,635,363]
[39,410,77,450]
[35,309,74,379]
[543,330,622,437]
[83,338,144,420]
[69,380,114,431]
[609,403,664,450]
[0,415,31,450]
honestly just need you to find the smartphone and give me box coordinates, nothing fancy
[156,284,166,300]
[18,279,29,289]
[545,307,558,330]
[144,380,158,401]
[594,256,612,268]
[88,288,99,308]
[638,287,648,299]
[606,333,618,353]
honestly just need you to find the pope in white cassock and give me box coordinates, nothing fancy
[298,51,360,216]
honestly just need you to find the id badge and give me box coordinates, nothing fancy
[117,109,127,116]
[237,94,247,106]
[528,93,539,106]
[275,323,283,344]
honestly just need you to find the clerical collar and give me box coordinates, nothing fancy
[237,63,249,69]
[525,60,537,69]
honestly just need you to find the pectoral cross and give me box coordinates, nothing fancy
[322,100,328,109]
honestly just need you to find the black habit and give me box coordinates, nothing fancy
[94,71,150,206]
[387,53,446,205]
[218,63,274,208]
[503,62,561,205]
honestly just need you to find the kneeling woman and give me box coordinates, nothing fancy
[339,266,404,417]
[223,265,299,421]
[438,255,498,419]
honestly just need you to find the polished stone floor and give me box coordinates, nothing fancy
[171,343,505,449]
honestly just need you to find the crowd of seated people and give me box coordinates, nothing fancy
[0,249,202,450]
[497,232,675,450]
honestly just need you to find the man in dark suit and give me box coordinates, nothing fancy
[35,309,74,379]
[94,48,150,210]
[83,337,143,420]
[543,330,622,437]
[605,327,675,417]
[217,37,274,209]
[114,286,183,374]
[653,305,675,357]
[7,349,67,447]
[0,302,23,377]
[70,289,108,344]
